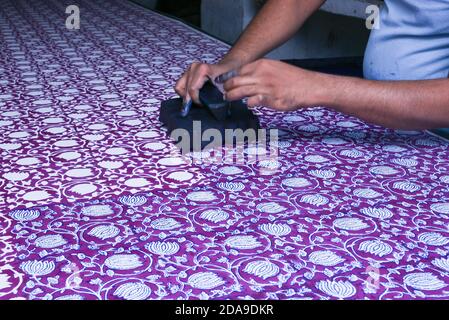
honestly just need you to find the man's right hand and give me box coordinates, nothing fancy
[174,62,233,105]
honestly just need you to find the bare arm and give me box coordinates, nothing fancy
[324,75,449,130]
[220,0,326,68]
[224,59,449,130]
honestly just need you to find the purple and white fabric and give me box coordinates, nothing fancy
[1,0,449,300]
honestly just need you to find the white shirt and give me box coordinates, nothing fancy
[363,0,449,81]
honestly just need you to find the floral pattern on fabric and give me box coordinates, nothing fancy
[1,0,449,300]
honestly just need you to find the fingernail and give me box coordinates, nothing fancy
[180,100,192,117]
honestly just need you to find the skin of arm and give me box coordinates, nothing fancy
[325,74,449,130]
[220,0,326,67]
[175,0,325,104]
[223,59,449,130]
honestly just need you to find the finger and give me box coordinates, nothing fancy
[175,74,187,97]
[188,75,208,105]
[223,76,257,92]
[187,64,211,105]
[184,68,192,104]
[246,94,267,107]
[225,84,260,101]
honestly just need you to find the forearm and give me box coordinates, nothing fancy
[320,75,449,130]
[220,0,325,68]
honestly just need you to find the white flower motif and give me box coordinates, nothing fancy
[258,160,282,170]
[143,142,165,151]
[218,166,243,175]
[316,280,357,298]
[188,272,225,289]
[360,207,393,219]
[304,155,329,163]
[81,205,114,217]
[150,218,182,230]
[88,225,120,240]
[322,138,348,145]
[104,254,143,270]
[157,157,185,166]
[334,218,369,231]
[119,195,147,207]
[98,161,124,169]
[283,115,305,122]
[392,181,420,193]
[300,194,329,206]
[124,178,150,188]
[339,149,364,158]
[308,170,336,179]
[282,178,311,188]
[258,223,291,236]
[244,146,267,156]
[146,241,180,255]
[415,138,440,147]
[353,188,382,199]
[187,191,217,202]
[392,158,418,167]
[369,166,398,176]
[431,257,449,272]
[136,130,158,139]
[23,190,51,201]
[256,202,287,213]
[55,294,84,300]
[217,182,245,192]
[200,209,229,223]
[9,209,40,221]
[0,273,12,290]
[20,260,55,276]
[105,147,128,155]
[225,235,262,250]
[382,145,407,153]
[299,124,320,132]
[70,183,97,195]
[418,232,449,246]
[430,203,449,215]
[358,240,392,257]
[114,282,151,300]
[167,171,194,182]
[309,251,345,266]
[337,121,358,128]
[404,273,446,291]
[66,168,93,178]
[2,171,29,181]
[0,143,21,150]
[243,260,280,279]
[35,234,67,249]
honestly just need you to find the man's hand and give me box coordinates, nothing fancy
[174,0,325,106]
[175,62,234,105]
[223,59,326,111]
